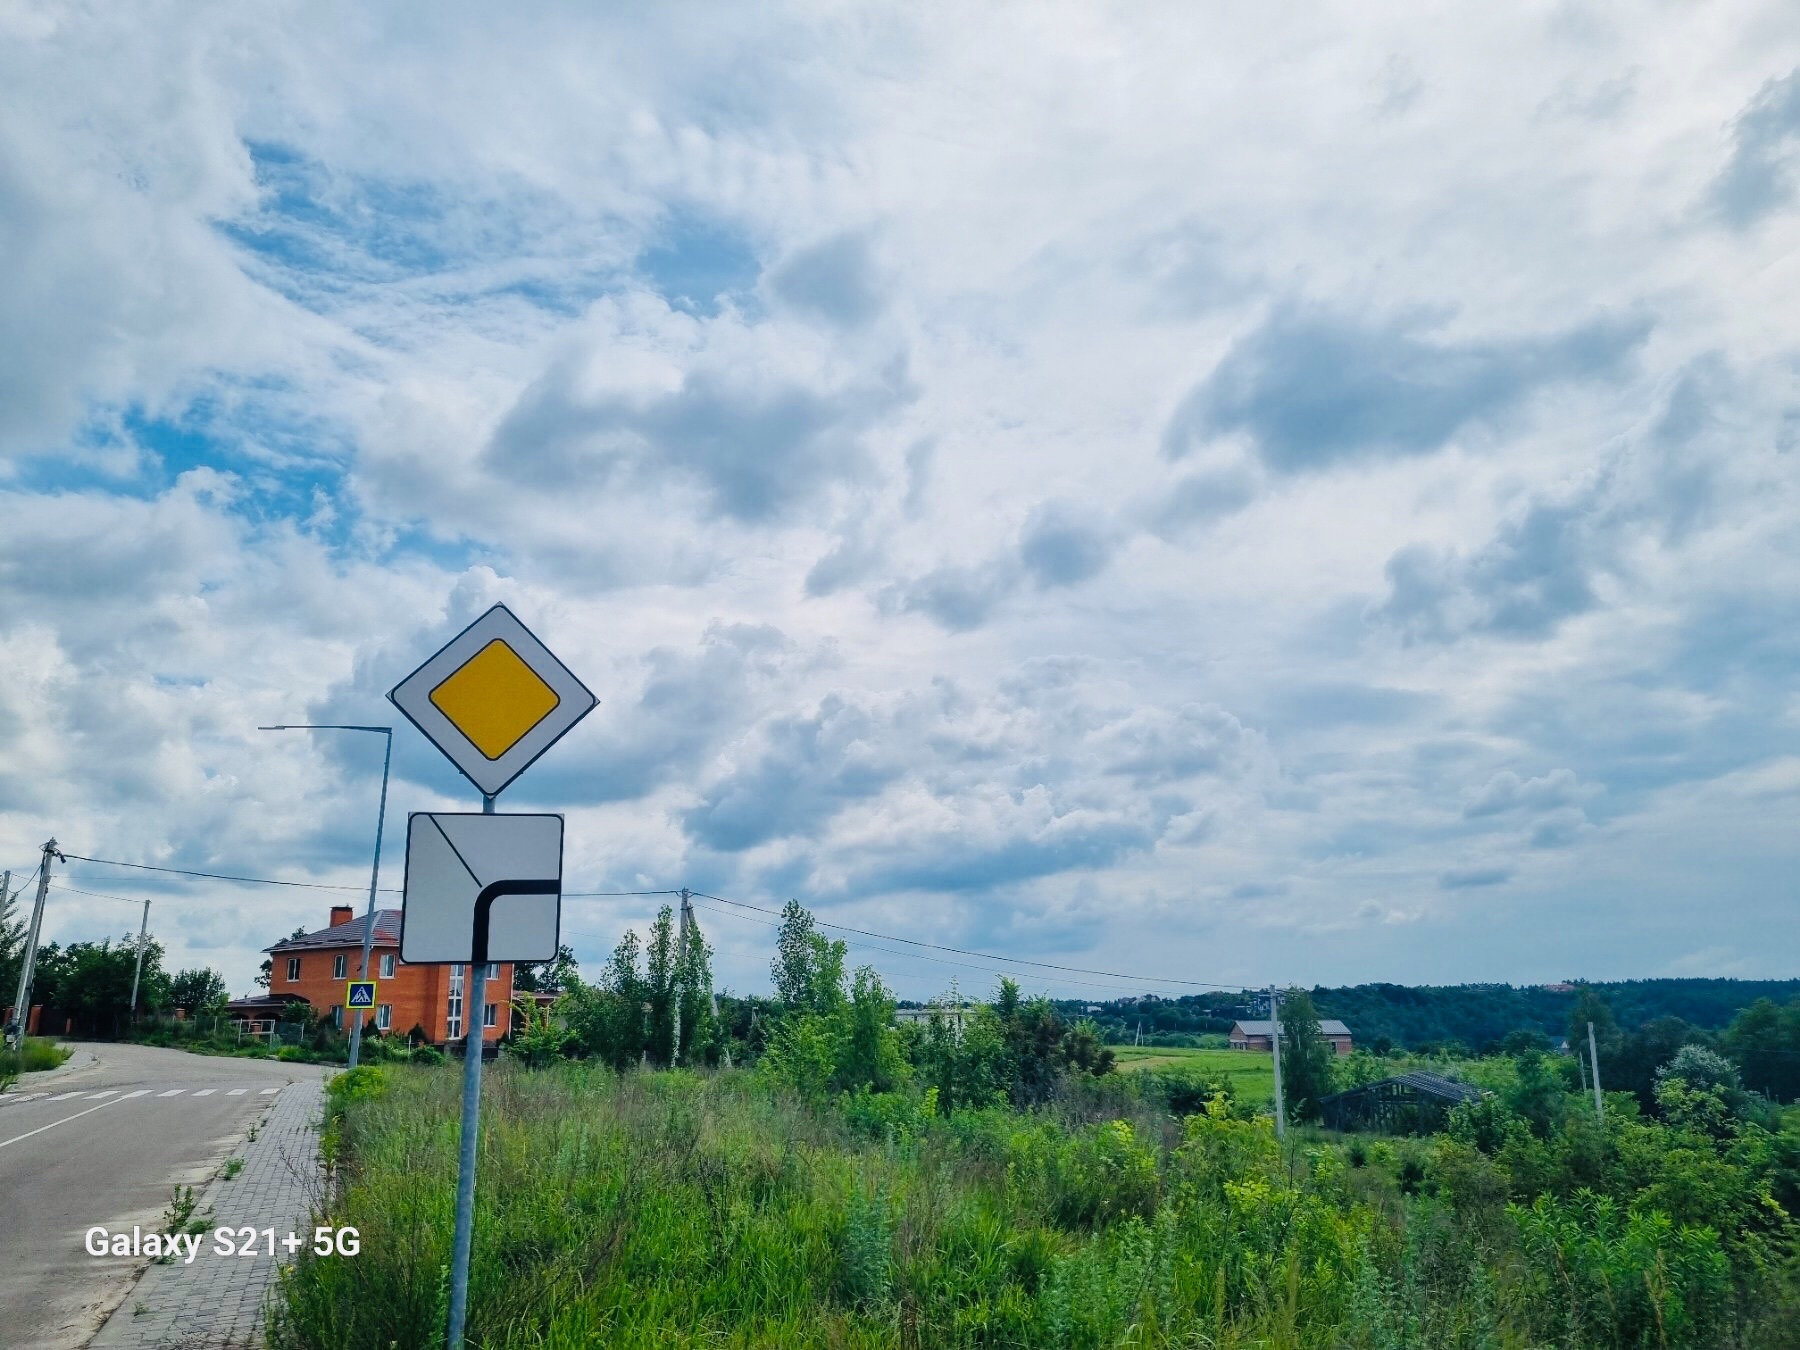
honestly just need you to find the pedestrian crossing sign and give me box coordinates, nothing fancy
[346,980,378,1009]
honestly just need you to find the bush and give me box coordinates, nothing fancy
[410,1045,444,1067]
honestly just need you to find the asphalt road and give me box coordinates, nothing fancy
[0,1042,326,1350]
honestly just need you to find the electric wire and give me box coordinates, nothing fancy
[59,853,1259,993]
[62,854,395,893]
[689,891,1253,992]
[685,899,1201,996]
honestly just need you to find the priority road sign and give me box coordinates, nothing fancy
[401,812,563,965]
[387,604,597,798]
[346,980,378,1009]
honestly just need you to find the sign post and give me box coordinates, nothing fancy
[387,604,595,1350]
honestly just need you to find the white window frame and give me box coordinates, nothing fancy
[333,954,347,980]
[331,1005,343,1030]
[380,953,396,979]
[446,964,465,1040]
[376,1004,392,1031]
[286,957,301,983]
[483,1002,498,1028]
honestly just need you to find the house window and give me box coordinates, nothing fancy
[331,1006,343,1030]
[376,1005,392,1031]
[446,964,465,1040]
[286,957,300,983]
[484,962,499,981]
[333,954,347,979]
[483,1002,498,1028]
[380,953,396,979]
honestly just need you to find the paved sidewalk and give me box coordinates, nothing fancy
[91,1075,327,1349]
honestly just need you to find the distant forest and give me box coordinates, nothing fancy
[1049,979,1800,1053]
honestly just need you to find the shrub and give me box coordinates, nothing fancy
[410,1045,445,1066]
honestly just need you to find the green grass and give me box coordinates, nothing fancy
[1110,1045,1274,1104]
[0,1037,70,1086]
[274,1062,1791,1349]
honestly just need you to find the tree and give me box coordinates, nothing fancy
[31,936,170,1035]
[514,944,579,995]
[169,967,228,1013]
[838,966,905,1093]
[771,900,845,1016]
[257,926,308,990]
[0,881,24,1011]
[674,917,715,1066]
[1277,987,1335,1124]
[1567,986,1621,1064]
[1724,997,1800,1103]
[645,905,678,1065]
[507,996,571,1068]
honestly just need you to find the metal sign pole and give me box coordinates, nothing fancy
[446,791,496,1350]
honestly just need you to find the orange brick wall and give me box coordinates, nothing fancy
[270,944,513,1045]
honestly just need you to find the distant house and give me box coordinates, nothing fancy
[263,904,515,1048]
[894,1004,972,1035]
[1319,1071,1485,1133]
[1229,1018,1353,1056]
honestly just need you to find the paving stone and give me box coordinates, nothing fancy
[90,1077,326,1349]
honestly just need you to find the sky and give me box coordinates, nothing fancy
[2,1,1798,1003]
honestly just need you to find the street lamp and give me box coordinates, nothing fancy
[260,723,393,1070]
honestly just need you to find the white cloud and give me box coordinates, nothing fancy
[3,3,1798,997]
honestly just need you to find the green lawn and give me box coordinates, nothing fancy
[1109,1044,1274,1104]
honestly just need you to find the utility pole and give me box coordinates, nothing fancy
[0,870,9,1040]
[9,841,59,1049]
[1587,1021,1605,1121]
[1576,1047,1588,1096]
[1269,984,1286,1140]
[127,898,151,1028]
[673,888,690,1065]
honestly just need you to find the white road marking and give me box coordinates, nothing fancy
[226,1088,247,1096]
[258,1087,280,1095]
[85,1090,117,1099]
[121,1089,152,1098]
[192,1089,216,1097]
[0,1096,123,1149]
[2,1092,46,1104]
[48,1091,83,1101]
[158,1089,185,1097]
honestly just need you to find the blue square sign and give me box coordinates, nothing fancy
[346,980,378,1009]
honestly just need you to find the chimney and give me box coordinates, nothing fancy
[330,905,353,929]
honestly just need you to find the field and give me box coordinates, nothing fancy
[1107,1045,1274,1105]
[274,1058,1800,1349]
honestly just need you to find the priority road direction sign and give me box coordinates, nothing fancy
[387,603,597,799]
[346,980,378,1009]
[388,606,592,1350]
[401,812,563,965]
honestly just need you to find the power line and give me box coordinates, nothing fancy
[686,899,1190,996]
[67,854,681,900]
[563,890,682,898]
[688,891,1253,992]
[63,854,395,893]
[47,883,154,907]
[58,852,1257,995]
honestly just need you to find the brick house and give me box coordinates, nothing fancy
[265,905,515,1047]
[1229,1018,1354,1056]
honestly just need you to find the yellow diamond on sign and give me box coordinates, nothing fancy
[428,639,562,761]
